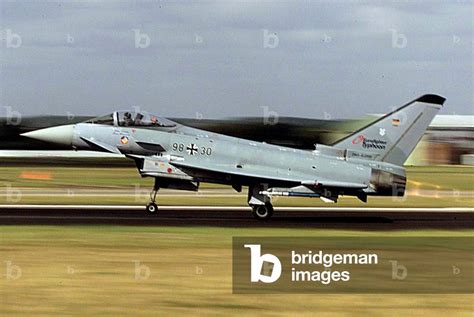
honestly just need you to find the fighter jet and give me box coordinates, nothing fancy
[22,94,445,220]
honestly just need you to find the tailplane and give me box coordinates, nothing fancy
[333,94,445,166]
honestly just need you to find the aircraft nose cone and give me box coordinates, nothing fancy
[21,124,75,146]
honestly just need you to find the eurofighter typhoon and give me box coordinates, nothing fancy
[22,95,445,220]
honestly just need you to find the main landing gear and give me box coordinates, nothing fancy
[146,183,159,215]
[251,203,274,221]
[248,184,274,221]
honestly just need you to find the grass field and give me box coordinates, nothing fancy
[1,226,472,316]
[0,165,472,207]
[1,165,472,315]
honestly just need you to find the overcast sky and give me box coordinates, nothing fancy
[0,1,472,120]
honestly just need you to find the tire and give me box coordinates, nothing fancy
[146,203,158,215]
[251,203,274,220]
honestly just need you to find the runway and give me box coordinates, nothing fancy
[0,205,472,229]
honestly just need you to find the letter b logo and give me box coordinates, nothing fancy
[244,244,282,283]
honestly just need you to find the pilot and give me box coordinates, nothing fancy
[134,113,144,126]
[151,116,158,125]
[123,112,133,126]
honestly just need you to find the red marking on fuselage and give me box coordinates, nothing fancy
[352,135,365,145]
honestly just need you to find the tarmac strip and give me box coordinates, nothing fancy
[0,205,472,229]
[0,205,472,212]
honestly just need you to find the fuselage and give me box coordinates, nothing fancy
[71,120,406,196]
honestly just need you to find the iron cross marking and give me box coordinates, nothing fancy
[186,143,198,155]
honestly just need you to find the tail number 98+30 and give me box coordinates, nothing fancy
[172,143,212,156]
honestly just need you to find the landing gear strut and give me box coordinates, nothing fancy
[248,184,274,220]
[146,181,159,215]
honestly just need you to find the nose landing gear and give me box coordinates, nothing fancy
[145,183,159,215]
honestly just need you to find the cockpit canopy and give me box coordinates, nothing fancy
[116,111,176,127]
[84,111,176,128]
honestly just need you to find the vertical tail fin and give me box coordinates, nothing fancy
[333,94,445,166]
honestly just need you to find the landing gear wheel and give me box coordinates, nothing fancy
[251,203,274,220]
[146,203,158,214]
